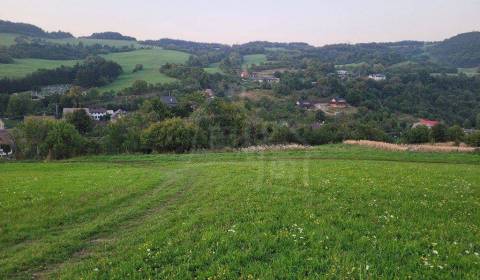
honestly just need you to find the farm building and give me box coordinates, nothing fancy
[296,100,314,110]
[89,108,113,121]
[336,70,350,79]
[63,108,115,121]
[204,89,215,100]
[0,129,15,159]
[368,74,387,81]
[329,98,348,108]
[412,119,440,128]
[160,96,178,107]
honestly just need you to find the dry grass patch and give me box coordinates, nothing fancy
[344,140,477,153]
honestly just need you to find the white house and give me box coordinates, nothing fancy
[368,74,387,81]
[0,118,4,130]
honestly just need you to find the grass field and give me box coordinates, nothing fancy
[0,33,21,46]
[0,58,79,78]
[47,37,142,48]
[1,145,479,279]
[243,54,267,69]
[98,49,190,92]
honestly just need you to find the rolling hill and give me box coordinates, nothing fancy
[428,32,480,68]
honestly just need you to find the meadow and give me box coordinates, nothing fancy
[0,33,20,46]
[243,54,267,69]
[0,58,79,79]
[1,145,479,279]
[98,48,189,92]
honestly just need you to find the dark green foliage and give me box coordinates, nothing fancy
[85,32,136,41]
[0,19,73,38]
[140,98,172,122]
[405,126,431,144]
[447,125,465,144]
[74,56,123,87]
[44,121,84,159]
[466,131,480,147]
[103,115,143,154]
[13,118,83,159]
[0,56,122,93]
[142,118,205,153]
[66,109,93,135]
[428,32,480,67]
[0,47,14,64]
[6,93,34,117]
[431,123,448,142]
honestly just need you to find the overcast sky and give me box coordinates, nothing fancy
[1,0,479,46]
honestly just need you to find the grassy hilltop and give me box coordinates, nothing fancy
[1,145,479,279]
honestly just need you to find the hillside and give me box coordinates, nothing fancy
[0,19,73,39]
[99,49,190,91]
[428,32,480,67]
[1,145,479,278]
[83,32,136,41]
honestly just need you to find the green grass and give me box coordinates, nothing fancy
[47,37,142,48]
[1,145,480,279]
[0,58,79,78]
[0,33,20,46]
[98,49,190,92]
[243,54,267,69]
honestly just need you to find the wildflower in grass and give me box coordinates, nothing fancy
[432,250,439,255]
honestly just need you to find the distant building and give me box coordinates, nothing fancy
[296,100,314,110]
[254,76,280,84]
[160,96,178,107]
[336,70,349,79]
[412,119,440,129]
[62,108,114,121]
[204,89,215,100]
[368,74,387,81]
[111,109,128,122]
[89,108,112,121]
[329,98,348,108]
[0,129,14,159]
[0,119,4,130]
[240,71,250,79]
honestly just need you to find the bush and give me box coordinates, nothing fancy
[142,118,205,153]
[466,131,480,147]
[44,121,84,160]
[447,125,465,144]
[405,126,431,144]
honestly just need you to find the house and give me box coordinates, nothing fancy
[0,118,4,129]
[255,76,280,84]
[204,89,215,99]
[111,109,128,122]
[89,108,112,121]
[160,96,178,107]
[296,100,314,110]
[412,119,440,129]
[329,98,348,108]
[336,70,349,79]
[240,71,250,79]
[368,74,386,81]
[0,129,14,159]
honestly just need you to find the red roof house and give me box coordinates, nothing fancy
[413,119,440,128]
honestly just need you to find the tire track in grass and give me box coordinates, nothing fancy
[12,167,196,280]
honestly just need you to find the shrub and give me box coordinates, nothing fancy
[405,126,431,144]
[142,118,205,153]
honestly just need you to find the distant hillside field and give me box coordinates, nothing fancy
[1,145,479,278]
[0,58,78,78]
[47,37,142,48]
[98,48,190,91]
[0,33,20,46]
[243,54,267,68]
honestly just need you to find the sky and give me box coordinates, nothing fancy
[1,0,479,46]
